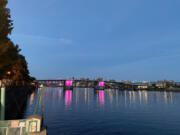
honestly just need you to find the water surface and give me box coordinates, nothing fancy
[23,88,180,135]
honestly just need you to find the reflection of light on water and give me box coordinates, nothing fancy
[75,89,79,104]
[46,89,49,97]
[108,89,113,104]
[143,90,148,103]
[30,92,35,105]
[99,90,104,105]
[58,88,63,102]
[129,91,132,104]
[85,88,87,104]
[130,90,175,105]
[138,91,142,104]
[128,91,136,104]
[132,91,136,103]
[116,90,118,104]
[164,91,167,104]
[156,91,161,102]
[155,91,175,104]
[65,90,72,106]
[128,90,148,104]
[170,92,173,104]
[124,90,127,106]
[53,90,57,98]
[88,89,91,105]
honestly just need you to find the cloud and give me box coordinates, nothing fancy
[58,38,72,44]
[11,33,72,45]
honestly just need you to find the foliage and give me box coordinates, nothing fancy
[0,0,13,42]
[0,0,35,82]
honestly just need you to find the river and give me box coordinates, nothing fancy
[21,87,180,135]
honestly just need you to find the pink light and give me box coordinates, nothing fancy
[99,90,104,105]
[65,90,72,105]
[99,81,105,86]
[65,80,73,86]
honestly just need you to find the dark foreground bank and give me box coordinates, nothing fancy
[4,86,36,120]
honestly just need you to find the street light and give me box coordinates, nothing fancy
[7,71,11,75]
[6,71,11,86]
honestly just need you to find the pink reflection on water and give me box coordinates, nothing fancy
[99,81,105,86]
[65,80,73,86]
[65,90,72,106]
[99,90,104,105]
[46,89,49,97]
[53,90,57,98]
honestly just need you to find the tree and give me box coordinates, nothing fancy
[0,0,35,82]
[0,0,13,42]
[0,0,18,78]
[0,42,20,79]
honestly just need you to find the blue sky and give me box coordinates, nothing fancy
[8,0,180,81]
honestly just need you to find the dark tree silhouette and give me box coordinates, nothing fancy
[0,0,35,82]
[0,0,13,42]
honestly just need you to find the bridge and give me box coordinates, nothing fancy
[36,79,135,90]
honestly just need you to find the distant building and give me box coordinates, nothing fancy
[80,78,89,81]
[156,81,166,88]
[137,85,148,89]
[133,82,151,89]
[94,77,103,81]
[156,80,175,88]
[121,80,132,84]
[109,80,116,82]
[175,82,180,87]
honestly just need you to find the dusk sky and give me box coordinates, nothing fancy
[8,0,180,81]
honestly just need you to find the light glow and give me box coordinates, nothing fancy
[65,90,72,105]
[65,80,73,86]
[99,81,105,86]
[99,90,104,105]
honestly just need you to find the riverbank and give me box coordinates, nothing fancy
[3,85,36,120]
[132,88,180,92]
